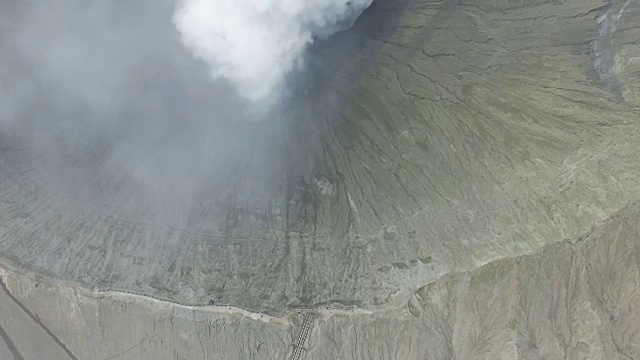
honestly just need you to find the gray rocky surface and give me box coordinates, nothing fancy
[1,199,639,359]
[1,0,640,357]
[2,0,640,315]
[0,280,75,360]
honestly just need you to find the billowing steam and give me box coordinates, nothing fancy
[0,0,373,227]
[173,0,373,103]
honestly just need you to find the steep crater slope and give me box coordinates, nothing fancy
[1,0,640,315]
[3,188,640,359]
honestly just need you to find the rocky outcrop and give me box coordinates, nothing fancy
[592,0,640,104]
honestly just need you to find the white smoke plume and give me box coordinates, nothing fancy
[173,0,373,103]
